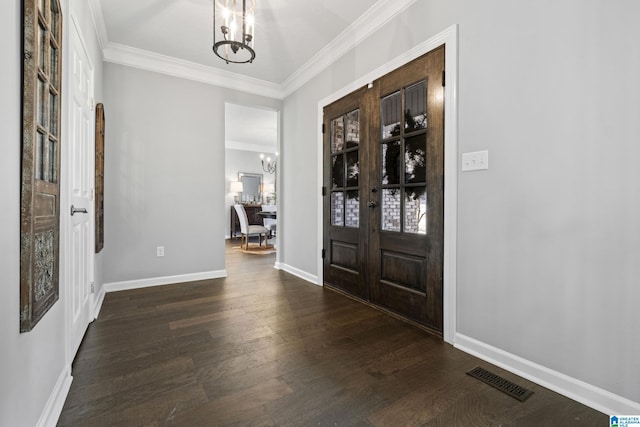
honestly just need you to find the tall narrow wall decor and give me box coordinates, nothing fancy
[20,0,64,331]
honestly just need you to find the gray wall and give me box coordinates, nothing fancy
[102,63,281,284]
[0,0,103,425]
[224,148,276,238]
[280,0,640,404]
[0,3,65,423]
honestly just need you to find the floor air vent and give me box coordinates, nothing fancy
[466,366,533,402]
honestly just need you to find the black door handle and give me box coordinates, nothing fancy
[70,205,88,216]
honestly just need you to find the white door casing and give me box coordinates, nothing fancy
[65,15,95,361]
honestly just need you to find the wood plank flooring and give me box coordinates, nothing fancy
[58,241,607,426]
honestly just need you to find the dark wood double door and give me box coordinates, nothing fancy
[323,46,445,335]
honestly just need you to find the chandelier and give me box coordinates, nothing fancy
[260,153,277,174]
[213,0,256,64]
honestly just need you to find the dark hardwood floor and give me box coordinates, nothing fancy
[58,240,606,426]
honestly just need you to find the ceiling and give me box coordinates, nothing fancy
[225,103,277,153]
[98,0,375,84]
[89,0,415,150]
[89,0,415,98]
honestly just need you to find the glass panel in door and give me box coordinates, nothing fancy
[379,80,428,234]
[330,109,360,229]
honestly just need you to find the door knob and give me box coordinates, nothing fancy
[70,205,88,216]
[371,186,378,193]
[367,201,378,208]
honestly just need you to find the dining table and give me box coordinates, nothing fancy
[257,211,277,219]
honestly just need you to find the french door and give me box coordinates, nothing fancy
[323,86,370,299]
[323,46,445,334]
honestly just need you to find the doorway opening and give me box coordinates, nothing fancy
[224,102,280,263]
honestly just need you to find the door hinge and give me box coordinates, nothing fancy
[322,123,326,134]
[90,283,95,294]
[322,186,327,196]
[321,249,326,259]
[442,70,446,87]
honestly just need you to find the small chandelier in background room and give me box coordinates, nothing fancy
[260,153,277,174]
[212,0,256,64]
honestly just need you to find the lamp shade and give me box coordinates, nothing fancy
[262,183,275,194]
[230,181,244,193]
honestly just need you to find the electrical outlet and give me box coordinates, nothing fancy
[461,150,489,172]
[157,246,165,257]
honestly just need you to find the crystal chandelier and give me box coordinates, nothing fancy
[213,0,256,64]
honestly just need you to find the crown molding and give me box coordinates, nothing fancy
[87,0,108,51]
[280,0,416,97]
[90,0,417,99]
[103,42,283,99]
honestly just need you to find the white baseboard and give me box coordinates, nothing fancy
[455,333,640,416]
[104,270,228,293]
[279,263,320,286]
[36,364,73,427]
[92,284,106,319]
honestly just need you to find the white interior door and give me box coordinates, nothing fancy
[67,18,94,359]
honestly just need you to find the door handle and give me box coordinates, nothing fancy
[367,201,378,208]
[70,205,88,216]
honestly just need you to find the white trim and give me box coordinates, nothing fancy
[442,26,459,345]
[455,333,640,416]
[280,0,416,97]
[92,284,106,319]
[103,42,282,99]
[274,109,282,268]
[104,270,228,293]
[35,365,73,427]
[279,263,320,286]
[316,25,459,343]
[87,0,108,51]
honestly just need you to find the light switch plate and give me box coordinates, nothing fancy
[461,150,489,172]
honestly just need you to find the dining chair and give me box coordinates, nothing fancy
[234,204,269,251]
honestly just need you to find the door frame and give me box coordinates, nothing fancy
[316,25,458,344]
